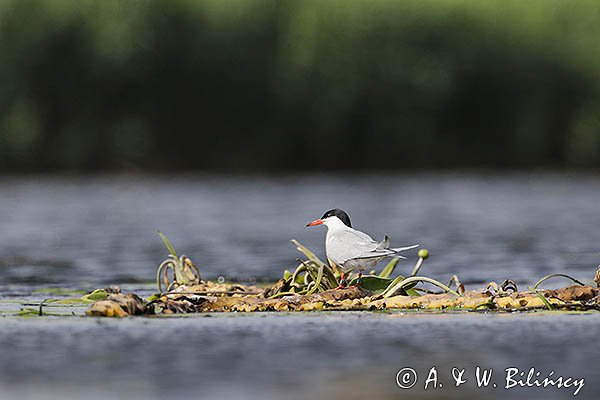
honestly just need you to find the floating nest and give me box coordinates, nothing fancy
[84,232,600,317]
[86,282,600,317]
[86,234,600,317]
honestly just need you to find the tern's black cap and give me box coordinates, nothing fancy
[321,209,352,227]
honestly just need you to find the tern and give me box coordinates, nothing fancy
[306,209,419,288]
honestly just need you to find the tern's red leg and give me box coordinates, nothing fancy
[336,272,347,289]
[350,272,363,288]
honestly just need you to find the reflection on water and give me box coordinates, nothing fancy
[0,173,598,288]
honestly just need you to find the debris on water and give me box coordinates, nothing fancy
[545,285,597,302]
[86,293,145,317]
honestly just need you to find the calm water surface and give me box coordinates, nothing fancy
[0,173,599,400]
[0,173,598,287]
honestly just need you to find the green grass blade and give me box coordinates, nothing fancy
[158,230,178,258]
[530,288,556,310]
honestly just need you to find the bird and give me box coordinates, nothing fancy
[306,208,419,288]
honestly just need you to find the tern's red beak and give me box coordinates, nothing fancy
[306,219,324,227]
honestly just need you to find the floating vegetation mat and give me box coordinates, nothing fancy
[82,283,599,317]
[6,235,597,318]
[82,234,600,317]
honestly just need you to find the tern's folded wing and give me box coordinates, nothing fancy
[326,229,380,263]
[349,244,420,261]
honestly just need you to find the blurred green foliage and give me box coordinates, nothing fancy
[1,0,600,171]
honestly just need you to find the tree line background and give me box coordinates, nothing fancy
[1,0,599,172]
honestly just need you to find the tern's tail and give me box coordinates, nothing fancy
[388,244,420,258]
[390,244,420,254]
[377,236,419,255]
[353,243,420,261]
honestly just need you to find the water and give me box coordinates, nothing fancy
[1,173,598,288]
[0,173,599,399]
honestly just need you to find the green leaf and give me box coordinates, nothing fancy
[291,239,327,268]
[404,288,421,297]
[81,289,108,301]
[347,275,393,292]
[17,308,43,317]
[379,257,399,278]
[32,288,86,296]
[291,264,308,285]
[158,230,178,258]
[147,293,161,302]
[305,265,324,295]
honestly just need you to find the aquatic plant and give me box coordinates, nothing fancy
[82,241,600,316]
[266,242,460,299]
[156,231,201,293]
[527,273,586,311]
[484,279,518,295]
[378,257,400,279]
[377,248,462,297]
[532,273,585,290]
[267,240,339,298]
[410,249,429,276]
[382,276,460,298]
